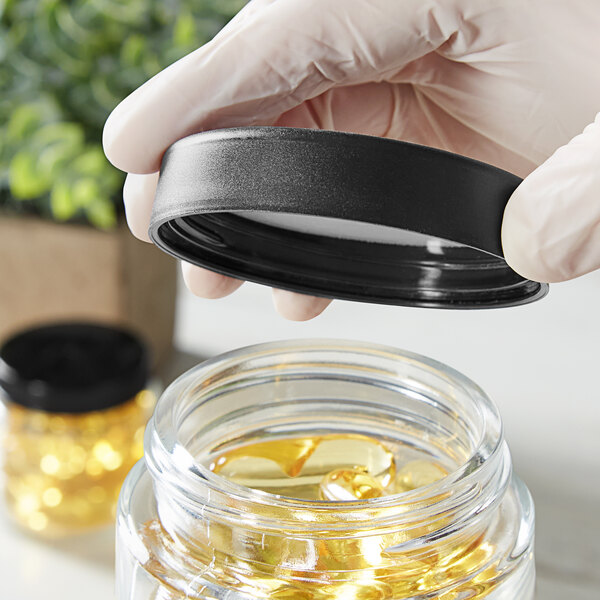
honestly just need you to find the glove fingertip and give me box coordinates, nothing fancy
[272,289,332,321]
[502,186,568,284]
[182,262,244,299]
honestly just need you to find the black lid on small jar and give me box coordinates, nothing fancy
[0,323,149,413]
[150,127,548,309]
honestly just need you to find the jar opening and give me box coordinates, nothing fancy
[146,340,508,539]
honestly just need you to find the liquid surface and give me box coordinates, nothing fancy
[137,435,511,599]
[4,390,154,536]
[210,434,398,500]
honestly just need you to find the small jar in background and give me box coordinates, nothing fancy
[0,323,155,537]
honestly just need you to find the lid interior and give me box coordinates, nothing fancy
[156,211,545,308]
[150,127,548,309]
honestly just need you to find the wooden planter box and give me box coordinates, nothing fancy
[0,216,177,369]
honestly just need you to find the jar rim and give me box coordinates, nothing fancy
[146,340,507,523]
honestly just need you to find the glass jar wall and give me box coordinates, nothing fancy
[3,390,155,536]
[117,340,535,599]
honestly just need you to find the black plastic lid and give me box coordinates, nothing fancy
[0,323,149,413]
[150,127,548,309]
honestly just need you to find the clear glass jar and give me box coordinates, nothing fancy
[117,340,535,599]
[0,323,155,537]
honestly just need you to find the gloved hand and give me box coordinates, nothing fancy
[103,0,600,320]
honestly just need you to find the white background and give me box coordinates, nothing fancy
[2,271,599,599]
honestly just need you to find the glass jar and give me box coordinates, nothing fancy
[0,323,155,537]
[117,340,535,599]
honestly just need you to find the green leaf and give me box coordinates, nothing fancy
[10,121,85,195]
[9,151,51,199]
[0,0,246,227]
[173,12,196,47]
[205,0,247,17]
[6,101,58,142]
[35,121,84,147]
[38,146,81,181]
[142,54,162,78]
[104,164,124,190]
[49,179,76,220]
[72,176,100,208]
[71,146,110,176]
[54,3,93,46]
[86,197,117,229]
[120,33,146,66]
[69,145,124,198]
[34,122,85,175]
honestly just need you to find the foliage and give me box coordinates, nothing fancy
[0,0,245,228]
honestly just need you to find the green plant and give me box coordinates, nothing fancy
[0,0,245,228]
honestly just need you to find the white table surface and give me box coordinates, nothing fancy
[2,272,599,599]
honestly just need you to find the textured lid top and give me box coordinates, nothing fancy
[150,127,548,309]
[0,323,149,413]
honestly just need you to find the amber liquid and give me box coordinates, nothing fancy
[140,434,503,599]
[4,390,154,536]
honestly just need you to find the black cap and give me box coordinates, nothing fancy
[150,127,548,309]
[0,323,149,413]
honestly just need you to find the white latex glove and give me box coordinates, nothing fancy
[104,0,600,320]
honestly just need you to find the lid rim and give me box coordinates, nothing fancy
[152,215,548,310]
[150,127,547,310]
